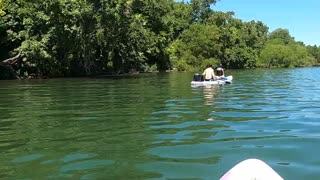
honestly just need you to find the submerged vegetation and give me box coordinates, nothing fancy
[1,0,320,79]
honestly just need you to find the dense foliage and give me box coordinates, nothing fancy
[1,0,319,79]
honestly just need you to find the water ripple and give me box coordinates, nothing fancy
[1,68,320,179]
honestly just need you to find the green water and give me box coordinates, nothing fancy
[0,68,320,179]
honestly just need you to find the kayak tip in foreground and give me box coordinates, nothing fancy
[220,158,284,180]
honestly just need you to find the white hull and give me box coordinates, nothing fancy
[191,75,233,86]
[220,159,283,180]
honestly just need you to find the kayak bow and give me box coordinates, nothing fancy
[220,159,284,180]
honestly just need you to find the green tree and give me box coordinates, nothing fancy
[190,0,219,22]
[306,45,320,65]
[1,0,318,80]
[268,28,295,45]
[167,23,220,71]
[258,38,315,68]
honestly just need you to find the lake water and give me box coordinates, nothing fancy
[0,67,319,179]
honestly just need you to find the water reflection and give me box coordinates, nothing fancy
[202,85,219,106]
[143,83,232,179]
[0,78,159,179]
[1,68,320,179]
[142,68,320,179]
[192,84,222,121]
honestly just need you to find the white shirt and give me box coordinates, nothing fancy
[202,67,215,80]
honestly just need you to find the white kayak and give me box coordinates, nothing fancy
[191,75,233,86]
[220,159,284,180]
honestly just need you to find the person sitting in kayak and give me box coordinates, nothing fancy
[215,64,225,79]
[202,64,216,81]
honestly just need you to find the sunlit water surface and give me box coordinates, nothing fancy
[0,67,320,179]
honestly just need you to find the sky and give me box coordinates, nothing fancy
[212,0,320,46]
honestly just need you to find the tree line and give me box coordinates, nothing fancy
[1,0,320,79]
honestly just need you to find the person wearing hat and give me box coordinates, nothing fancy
[215,63,225,79]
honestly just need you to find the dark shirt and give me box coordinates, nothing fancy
[216,67,224,76]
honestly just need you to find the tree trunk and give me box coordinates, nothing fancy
[2,51,21,64]
[0,52,22,80]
